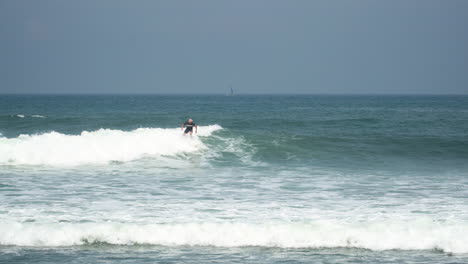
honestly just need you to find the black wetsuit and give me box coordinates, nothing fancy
[183,121,196,133]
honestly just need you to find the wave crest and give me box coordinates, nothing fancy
[0,125,222,166]
[1,220,467,253]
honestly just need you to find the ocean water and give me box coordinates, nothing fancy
[0,94,467,264]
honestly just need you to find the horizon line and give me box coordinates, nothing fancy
[1,92,467,96]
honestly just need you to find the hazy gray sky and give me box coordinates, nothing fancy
[1,0,467,94]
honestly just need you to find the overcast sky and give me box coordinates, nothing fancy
[1,0,467,94]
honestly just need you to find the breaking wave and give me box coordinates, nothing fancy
[0,125,222,166]
[0,114,45,119]
[1,220,467,253]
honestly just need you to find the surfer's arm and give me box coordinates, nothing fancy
[181,123,184,130]
[195,125,198,133]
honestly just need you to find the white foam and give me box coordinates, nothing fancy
[0,125,222,166]
[0,220,467,253]
[17,114,25,118]
[31,115,46,118]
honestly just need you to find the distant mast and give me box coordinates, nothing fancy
[229,85,234,96]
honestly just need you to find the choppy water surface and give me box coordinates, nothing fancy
[1,95,467,263]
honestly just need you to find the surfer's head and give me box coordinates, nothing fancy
[188,118,193,123]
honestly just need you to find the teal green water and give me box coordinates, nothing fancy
[1,95,468,263]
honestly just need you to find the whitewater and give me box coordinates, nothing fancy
[1,220,468,253]
[0,125,222,166]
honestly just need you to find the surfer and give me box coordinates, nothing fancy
[181,118,197,136]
